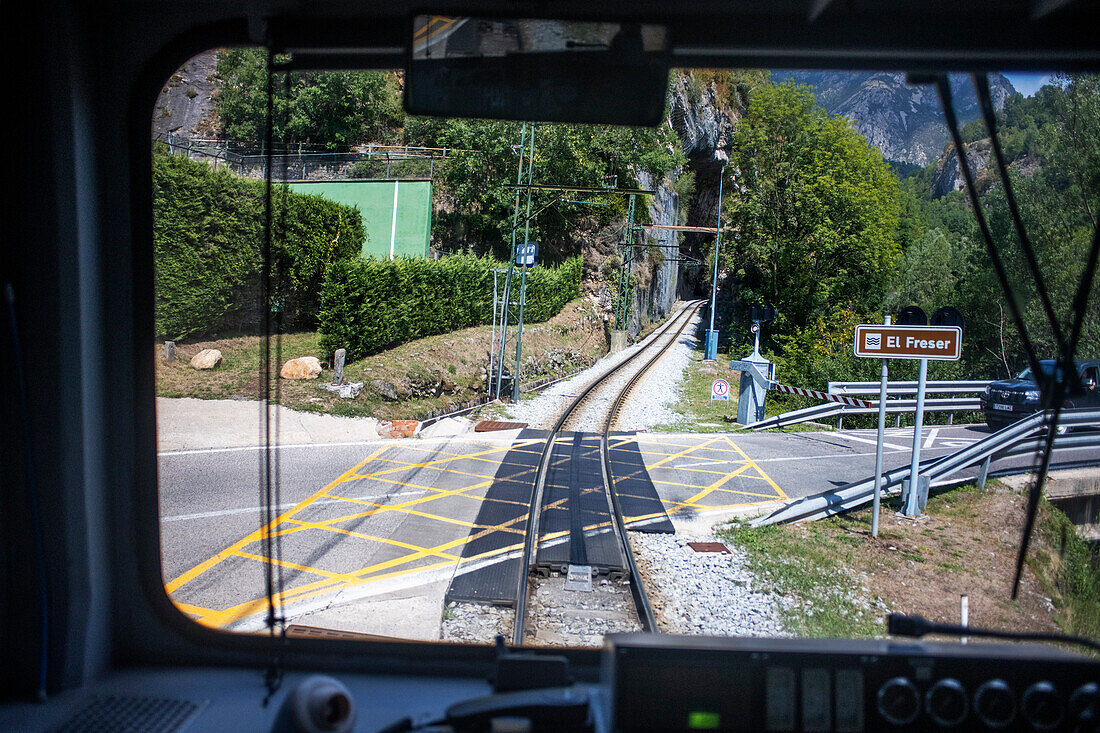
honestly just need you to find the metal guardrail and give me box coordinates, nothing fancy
[749,407,1100,527]
[747,379,991,430]
[828,380,992,395]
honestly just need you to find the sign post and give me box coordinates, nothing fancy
[854,322,962,517]
[904,357,930,516]
[704,167,725,361]
[870,315,891,537]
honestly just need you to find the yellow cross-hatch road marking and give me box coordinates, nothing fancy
[166,438,541,628]
[625,435,787,512]
[164,446,389,594]
[167,434,785,629]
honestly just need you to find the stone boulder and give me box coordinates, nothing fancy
[190,349,222,370]
[280,356,322,380]
[372,380,399,401]
[323,381,363,399]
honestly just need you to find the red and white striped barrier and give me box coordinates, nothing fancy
[770,382,877,409]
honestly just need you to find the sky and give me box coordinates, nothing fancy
[1002,72,1055,96]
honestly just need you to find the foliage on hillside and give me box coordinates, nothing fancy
[723,73,1098,404]
[318,256,582,361]
[213,50,687,262]
[717,80,901,390]
[897,73,1099,377]
[153,147,363,339]
[404,118,687,261]
[215,49,404,149]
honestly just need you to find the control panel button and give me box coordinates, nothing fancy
[974,679,1016,730]
[877,677,920,726]
[1021,681,1064,731]
[925,678,968,727]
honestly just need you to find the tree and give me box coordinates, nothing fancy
[403,117,686,260]
[724,81,901,335]
[214,49,403,150]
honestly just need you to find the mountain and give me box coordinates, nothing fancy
[774,71,1017,166]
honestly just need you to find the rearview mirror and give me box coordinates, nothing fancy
[405,17,670,126]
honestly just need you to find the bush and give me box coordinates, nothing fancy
[318,255,581,360]
[153,148,363,339]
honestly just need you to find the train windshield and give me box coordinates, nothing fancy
[152,48,1099,649]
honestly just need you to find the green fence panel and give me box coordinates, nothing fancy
[288,180,432,259]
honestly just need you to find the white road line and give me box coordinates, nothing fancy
[923,427,940,449]
[162,490,427,522]
[671,459,730,468]
[157,434,524,457]
[832,432,908,451]
[754,448,904,463]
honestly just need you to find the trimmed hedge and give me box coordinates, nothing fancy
[153,148,364,339]
[319,255,581,360]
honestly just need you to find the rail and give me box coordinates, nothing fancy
[511,301,700,644]
[749,407,1100,527]
[747,379,992,430]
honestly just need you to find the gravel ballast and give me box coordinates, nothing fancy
[445,300,787,646]
[613,307,703,431]
[632,531,788,637]
[440,602,514,643]
[502,302,695,430]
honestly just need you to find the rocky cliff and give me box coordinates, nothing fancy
[152,50,221,140]
[778,71,1016,166]
[664,72,743,300]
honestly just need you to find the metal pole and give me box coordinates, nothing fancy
[512,127,536,402]
[904,357,929,516]
[706,166,725,358]
[490,270,499,395]
[494,124,527,399]
[616,196,637,331]
[709,167,724,333]
[871,314,891,537]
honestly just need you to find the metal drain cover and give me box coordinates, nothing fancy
[564,564,593,591]
[687,542,731,554]
[474,420,529,432]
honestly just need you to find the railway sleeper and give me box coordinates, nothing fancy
[533,562,628,581]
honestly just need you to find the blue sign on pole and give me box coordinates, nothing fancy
[516,241,538,266]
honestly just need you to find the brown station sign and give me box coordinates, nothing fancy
[854,324,962,360]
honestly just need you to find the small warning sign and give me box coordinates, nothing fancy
[711,378,730,401]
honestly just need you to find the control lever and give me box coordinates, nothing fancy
[490,635,572,693]
[446,687,591,732]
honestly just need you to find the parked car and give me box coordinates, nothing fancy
[981,359,1100,431]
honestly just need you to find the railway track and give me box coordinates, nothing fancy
[512,300,703,645]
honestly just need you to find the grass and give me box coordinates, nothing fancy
[1030,498,1100,645]
[720,520,884,639]
[651,343,835,433]
[722,481,1099,650]
[650,347,741,431]
[154,298,608,421]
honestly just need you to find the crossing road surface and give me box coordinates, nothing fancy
[158,423,1096,635]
